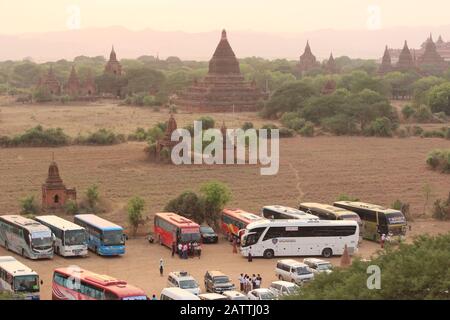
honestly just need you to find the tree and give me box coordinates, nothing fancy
[200,181,232,228]
[427,82,450,115]
[127,196,145,236]
[164,191,206,223]
[285,233,450,299]
[19,195,39,215]
[197,116,215,130]
[86,185,99,210]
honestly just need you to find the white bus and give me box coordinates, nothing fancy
[35,215,88,257]
[262,205,319,220]
[0,256,42,300]
[240,219,359,259]
[0,215,54,260]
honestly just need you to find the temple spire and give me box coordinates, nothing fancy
[221,29,227,40]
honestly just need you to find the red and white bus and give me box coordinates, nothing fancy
[52,267,148,300]
[154,212,201,248]
[221,209,264,241]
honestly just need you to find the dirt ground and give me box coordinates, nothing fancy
[0,218,449,300]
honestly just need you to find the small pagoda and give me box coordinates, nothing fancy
[396,41,416,72]
[42,158,76,210]
[378,46,393,75]
[37,67,61,95]
[297,41,320,75]
[324,53,338,74]
[176,30,267,112]
[65,66,81,96]
[104,46,122,76]
[154,113,179,161]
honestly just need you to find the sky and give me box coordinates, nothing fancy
[0,0,450,34]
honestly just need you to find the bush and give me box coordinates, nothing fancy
[299,122,314,137]
[19,195,39,215]
[280,112,306,131]
[421,130,445,138]
[76,129,126,145]
[413,105,433,123]
[1,125,70,147]
[260,124,279,139]
[279,128,295,138]
[321,114,358,135]
[432,193,450,221]
[401,105,415,119]
[426,149,450,172]
[397,128,408,138]
[366,117,393,137]
[85,185,99,210]
[127,196,145,236]
[197,116,215,130]
[64,200,78,215]
[241,122,254,130]
[411,125,424,136]
[164,191,206,224]
[336,194,360,201]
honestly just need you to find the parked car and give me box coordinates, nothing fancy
[160,287,200,300]
[167,271,201,295]
[269,281,300,297]
[222,290,249,300]
[247,288,277,300]
[275,259,314,284]
[200,226,219,244]
[198,293,228,300]
[204,271,235,293]
[303,258,333,274]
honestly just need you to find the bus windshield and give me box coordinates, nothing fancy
[65,229,87,246]
[339,215,360,222]
[102,230,124,246]
[385,212,406,224]
[31,233,52,248]
[14,275,39,293]
[179,232,200,243]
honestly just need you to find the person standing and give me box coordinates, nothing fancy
[257,274,262,288]
[238,274,244,292]
[381,233,386,249]
[247,247,253,262]
[232,237,238,254]
[178,243,183,258]
[197,243,202,259]
[183,243,188,259]
[171,242,176,258]
[159,258,164,277]
[251,274,256,289]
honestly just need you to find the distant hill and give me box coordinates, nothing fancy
[1,25,450,62]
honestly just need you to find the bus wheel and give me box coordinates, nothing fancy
[263,249,274,259]
[322,248,333,258]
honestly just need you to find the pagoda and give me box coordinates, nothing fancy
[396,41,416,72]
[378,46,393,75]
[37,67,61,95]
[417,35,448,73]
[155,113,179,159]
[324,53,338,74]
[65,66,81,96]
[176,30,267,112]
[41,159,76,210]
[104,46,122,76]
[297,41,319,75]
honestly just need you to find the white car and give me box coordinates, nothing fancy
[167,271,201,295]
[269,281,300,297]
[275,259,314,284]
[247,288,277,300]
[222,290,249,300]
[303,258,333,274]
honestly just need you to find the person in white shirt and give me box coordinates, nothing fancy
[238,274,245,292]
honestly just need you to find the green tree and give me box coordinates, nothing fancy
[164,191,206,224]
[19,195,39,215]
[86,185,99,210]
[200,181,232,228]
[427,82,450,115]
[127,196,145,236]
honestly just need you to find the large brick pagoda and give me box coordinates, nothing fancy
[41,159,76,210]
[176,30,267,112]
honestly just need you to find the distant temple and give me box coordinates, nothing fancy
[65,66,81,96]
[104,46,122,76]
[417,35,448,71]
[297,41,320,75]
[37,67,61,95]
[176,30,267,112]
[396,41,416,72]
[324,53,338,74]
[378,46,393,75]
[154,113,179,160]
[42,159,76,210]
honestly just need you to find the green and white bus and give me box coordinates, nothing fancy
[333,201,407,242]
[0,256,42,300]
[0,215,54,260]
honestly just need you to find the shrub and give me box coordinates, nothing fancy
[197,116,215,130]
[432,193,450,221]
[397,128,408,138]
[421,130,445,138]
[143,95,156,107]
[321,114,358,135]
[366,117,393,137]
[33,89,52,103]
[164,191,206,224]
[279,127,295,138]
[241,122,254,130]
[299,122,314,137]
[336,194,360,201]
[64,200,78,215]
[127,196,145,236]
[280,112,306,131]
[86,185,99,210]
[260,124,279,139]
[19,195,39,215]
[2,125,70,147]
[413,105,433,123]
[76,129,126,145]
[401,105,415,119]
[411,126,424,136]
[426,149,450,172]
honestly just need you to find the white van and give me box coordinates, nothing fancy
[275,259,314,284]
[198,293,228,300]
[269,281,300,297]
[222,290,249,300]
[167,271,201,295]
[160,287,200,300]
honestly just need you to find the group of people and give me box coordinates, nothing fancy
[238,273,262,293]
[172,241,202,259]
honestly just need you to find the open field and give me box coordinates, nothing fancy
[1,217,449,300]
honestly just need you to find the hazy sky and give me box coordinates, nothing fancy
[1,0,449,34]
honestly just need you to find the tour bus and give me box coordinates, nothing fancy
[262,205,319,220]
[52,267,148,300]
[0,215,54,260]
[74,214,125,256]
[221,209,264,241]
[333,201,407,242]
[240,218,359,259]
[0,256,42,300]
[154,212,201,248]
[35,215,88,257]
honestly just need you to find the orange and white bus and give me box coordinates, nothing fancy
[154,212,201,248]
[221,209,264,241]
[52,267,148,300]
